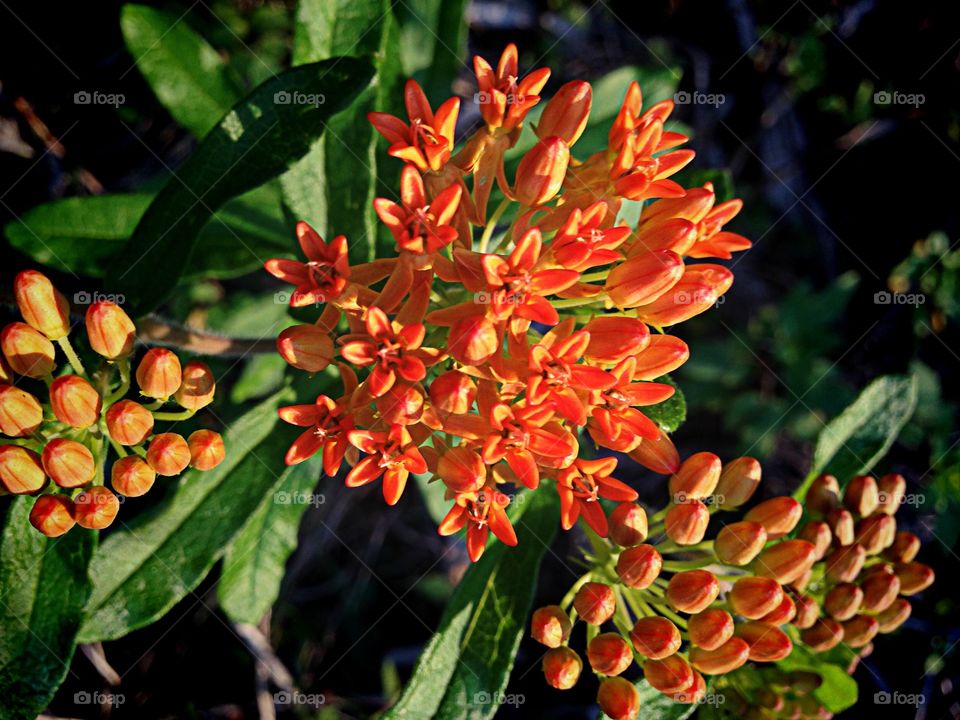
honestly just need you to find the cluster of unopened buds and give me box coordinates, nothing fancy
[266,44,751,562]
[0,271,225,536]
[529,458,934,718]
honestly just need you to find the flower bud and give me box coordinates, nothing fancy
[105,400,154,446]
[587,633,633,676]
[792,593,820,629]
[574,582,616,625]
[789,567,813,593]
[376,383,424,425]
[894,562,934,595]
[429,371,477,415]
[632,334,689,381]
[806,474,840,515]
[689,637,750,675]
[437,446,486,493]
[188,429,225,471]
[616,544,662,589]
[583,317,650,364]
[448,316,498,366]
[824,583,863,621]
[644,654,695,694]
[714,456,761,509]
[841,615,879,648]
[14,270,70,339]
[715,520,767,565]
[630,616,681,659]
[628,426,680,474]
[664,500,709,545]
[0,445,46,494]
[824,543,866,583]
[687,609,734,650]
[744,496,802,539]
[825,508,854,546]
[42,439,95,488]
[86,301,136,359]
[175,361,216,410]
[877,598,911,633]
[111,455,156,497]
[759,593,797,626]
[536,81,592,145]
[597,676,641,719]
[0,384,43,437]
[29,494,75,536]
[729,576,783,619]
[735,621,792,662]
[843,475,879,517]
[801,617,844,652]
[860,568,900,613]
[672,671,707,704]
[635,266,731,326]
[0,355,11,383]
[531,605,572,648]
[50,375,102,429]
[146,432,191,476]
[876,473,906,515]
[514,136,570,206]
[667,569,720,614]
[669,452,721,502]
[797,521,832,560]
[754,540,817,584]
[605,250,684,308]
[136,348,182,399]
[276,324,334,372]
[608,502,648,546]
[885,531,920,563]
[73,485,120,529]
[542,647,582,690]
[1,322,55,377]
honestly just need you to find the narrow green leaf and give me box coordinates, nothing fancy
[642,375,687,433]
[0,499,95,719]
[384,489,558,720]
[107,57,375,316]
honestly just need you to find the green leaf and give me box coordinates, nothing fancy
[643,375,687,433]
[795,374,918,498]
[218,455,322,624]
[0,498,95,719]
[107,57,375,316]
[78,389,301,642]
[121,4,242,136]
[776,645,858,713]
[394,0,469,98]
[384,489,558,720]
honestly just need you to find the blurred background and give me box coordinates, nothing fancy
[1,0,958,718]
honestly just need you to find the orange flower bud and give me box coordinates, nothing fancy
[730,577,783,620]
[448,316,498,366]
[841,615,879,648]
[616,544,662,589]
[437,446,486,493]
[111,455,156,497]
[574,582,616,625]
[531,605,572,648]
[735,622,792,662]
[608,502,648,546]
[1,322,55,377]
[759,593,797,625]
[843,475,879,516]
[644,654,695,693]
[715,520,767,565]
[894,562,934,595]
[50,375,102,429]
[627,426,680,474]
[0,384,43,436]
[85,301,136,359]
[797,521,832,560]
[806,474,840,516]
[823,583,864,621]
[136,348,182,399]
[632,334,689,381]
[825,508,855,546]
[669,452,721,502]
[754,539,817,584]
[514,136,570,206]
[0,445,46,494]
[175,361,216,410]
[537,80,592,145]
[605,250,684,309]
[375,383,424,425]
[429,371,477,415]
[146,432,191,476]
[877,598,912,633]
[597,676,641,719]
[800,617,843,652]
[630,616,681,659]
[789,567,813,593]
[15,270,70,340]
[860,568,900,613]
[188,429,225,471]
[714,456,761,509]
[73,485,120,529]
[667,569,720,613]
[42,439,95,488]
[876,473,906,515]
[687,609,734,650]
[542,646,582,690]
[587,633,633,676]
[664,499,709,545]
[792,593,820,629]
[635,265,732,326]
[855,514,895,555]
[689,637,750,675]
[105,400,154,446]
[583,317,650,364]
[276,324,334,372]
[885,531,920,563]
[672,671,707,704]
[29,494,75,536]
[744,496,802,539]
[824,543,866,583]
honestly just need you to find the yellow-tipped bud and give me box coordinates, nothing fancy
[14,270,70,339]
[50,375,102,429]
[136,348,182,399]
[0,384,43,437]
[85,301,136,359]
[42,439,95,488]
[1,322,55,378]
[0,445,46,494]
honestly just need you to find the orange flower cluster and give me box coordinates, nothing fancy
[267,45,752,562]
[0,271,224,535]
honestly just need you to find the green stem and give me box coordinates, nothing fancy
[662,558,714,572]
[152,409,196,422]
[103,359,131,406]
[551,296,606,309]
[580,269,611,283]
[478,197,511,253]
[560,571,594,610]
[56,337,87,378]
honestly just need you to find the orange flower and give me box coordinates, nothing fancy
[345,424,428,505]
[589,357,674,451]
[265,222,350,307]
[369,79,459,173]
[481,402,575,489]
[374,165,462,255]
[438,486,517,562]
[279,394,355,473]
[528,329,615,425]
[557,457,638,536]
[550,202,630,272]
[473,43,550,133]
